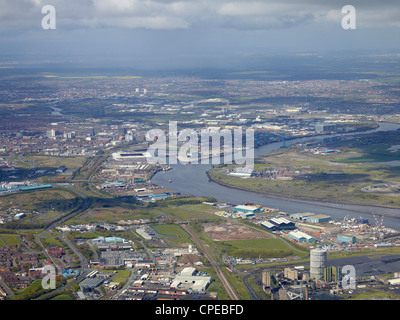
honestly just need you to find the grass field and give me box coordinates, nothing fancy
[26,155,88,170]
[0,234,22,246]
[51,294,74,300]
[40,236,64,248]
[151,224,193,247]
[159,206,221,222]
[75,205,160,224]
[335,140,400,163]
[0,188,79,212]
[202,266,230,300]
[101,269,131,287]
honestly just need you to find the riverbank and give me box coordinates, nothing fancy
[206,170,400,219]
[152,121,400,227]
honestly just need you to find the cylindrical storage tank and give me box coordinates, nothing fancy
[310,248,327,281]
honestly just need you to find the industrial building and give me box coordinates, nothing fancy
[234,205,261,214]
[290,212,331,223]
[315,122,336,134]
[170,268,212,293]
[112,151,150,161]
[180,267,196,276]
[99,251,153,268]
[148,193,170,201]
[260,218,295,231]
[79,277,105,292]
[290,212,316,220]
[261,221,280,231]
[269,217,296,230]
[91,236,133,250]
[324,266,341,283]
[136,192,175,202]
[0,184,52,195]
[337,234,356,244]
[306,214,331,224]
[240,212,255,218]
[284,267,310,282]
[288,230,316,243]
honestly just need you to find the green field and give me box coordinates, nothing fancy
[26,155,88,170]
[159,205,222,222]
[218,238,294,259]
[0,234,21,246]
[50,294,75,300]
[0,188,80,212]
[336,142,400,163]
[151,224,193,247]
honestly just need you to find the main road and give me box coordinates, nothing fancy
[34,187,92,300]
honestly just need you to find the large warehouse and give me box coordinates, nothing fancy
[290,212,316,220]
[288,230,316,243]
[270,217,296,230]
[170,268,211,293]
[337,234,356,244]
[260,218,295,231]
[290,212,331,223]
[234,205,261,214]
[261,221,280,231]
[306,214,331,223]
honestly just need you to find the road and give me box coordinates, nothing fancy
[35,153,109,299]
[33,187,91,300]
[42,188,90,234]
[18,154,37,169]
[0,279,14,298]
[180,223,239,300]
[242,273,261,300]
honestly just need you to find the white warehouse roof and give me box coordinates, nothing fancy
[180,267,196,276]
[289,230,315,241]
[261,221,275,228]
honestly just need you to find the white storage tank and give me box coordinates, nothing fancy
[310,248,327,281]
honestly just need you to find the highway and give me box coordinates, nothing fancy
[33,187,92,300]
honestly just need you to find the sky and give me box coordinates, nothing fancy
[0,0,400,69]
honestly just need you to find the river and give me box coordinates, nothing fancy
[152,122,400,230]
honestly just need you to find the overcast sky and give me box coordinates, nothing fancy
[1,0,400,69]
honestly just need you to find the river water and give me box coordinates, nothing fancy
[152,122,400,230]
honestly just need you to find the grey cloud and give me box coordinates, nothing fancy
[0,0,399,31]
